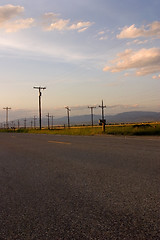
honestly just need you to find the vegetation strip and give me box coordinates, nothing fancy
[48,141,71,145]
[0,123,160,136]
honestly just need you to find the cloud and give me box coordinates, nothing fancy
[96,30,108,40]
[42,12,93,32]
[69,21,93,31]
[2,18,34,32]
[99,36,108,40]
[103,48,160,76]
[127,39,148,46]
[0,4,34,32]
[46,19,69,31]
[117,21,160,39]
[152,74,160,79]
[98,31,105,35]
[0,4,24,22]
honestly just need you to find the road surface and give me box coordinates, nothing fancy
[0,133,160,239]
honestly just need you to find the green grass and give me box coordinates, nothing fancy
[0,123,160,136]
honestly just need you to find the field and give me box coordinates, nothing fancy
[1,122,160,136]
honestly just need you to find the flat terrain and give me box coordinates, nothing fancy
[0,133,159,239]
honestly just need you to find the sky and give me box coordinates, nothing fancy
[0,0,160,122]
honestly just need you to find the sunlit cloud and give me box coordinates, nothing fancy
[96,30,108,40]
[117,21,160,39]
[98,31,105,35]
[103,48,160,76]
[124,72,130,77]
[42,12,93,32]
[0,4,34,32]
[2,18,34,32]
[127,39,148,46]
[152,74,160,79]
[69,21,93,31]
[0,4,24,22]
[99,36,108,40]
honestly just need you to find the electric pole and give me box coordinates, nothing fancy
[3,107,11,128]
[99,100,106,120]
[24,118,26,129]
[65,106,71,128]
[18,120,20,129]
[88,106,96,127]
[31,120,33,129]
[99,100,106,132]
[46,113,51,129]
[33,86,46,130]
[51,115,55,129]
[33,116,37,129]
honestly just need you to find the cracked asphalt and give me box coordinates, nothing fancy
[0,133,160,239]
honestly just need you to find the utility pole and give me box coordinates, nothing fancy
[18,120,20,129]
[24,118,26,129]
[31,120,33,129]
[88,106,96,127]
[33,86,46,130]
[3,107,11,128]
[51,115,55,129]
[99,100,106,132]
[65,106,71,128]
[33,116,37,129]
[46,113,51,129]
[99,100,106,120]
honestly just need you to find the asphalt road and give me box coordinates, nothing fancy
[0,133,160,240]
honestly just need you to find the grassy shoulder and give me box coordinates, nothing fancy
[0,123,160,136]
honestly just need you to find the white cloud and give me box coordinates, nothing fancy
[103,48,160,76]
[0,4,34,32]
[43,12,93,32]
[117,21,160,39]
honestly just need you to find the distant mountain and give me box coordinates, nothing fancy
[8,111,160,127]
[106,111,160,124]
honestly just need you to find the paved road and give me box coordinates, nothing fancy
[0,133,159,240]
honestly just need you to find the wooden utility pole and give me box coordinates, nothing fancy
[3,107,11,128]
[65,106,71,128]
[17,120,20,129]
[99,100,106,120]
[33,86,46,130]
[88,106,96,127]
[51,115,55,129]
[34,116,37,129]
[24,118,27,129]
[99,100,106,132]
[46,113,51,129]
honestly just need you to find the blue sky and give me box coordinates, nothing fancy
[0,0,160,121]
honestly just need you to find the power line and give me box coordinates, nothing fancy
[33,86,46,130]
[88,106,96,127]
